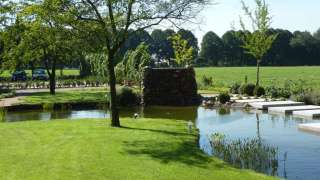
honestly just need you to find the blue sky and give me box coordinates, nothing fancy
[186,0,320,43]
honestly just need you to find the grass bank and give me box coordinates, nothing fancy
[20,89,108,105]
[0,118,275,180]
[195,66,320,90]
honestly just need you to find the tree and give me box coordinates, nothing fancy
[48,0,209,127]
[151,29,175,62]
[240,0,277,86]
[199,31,224,65]
[170,34,194,66]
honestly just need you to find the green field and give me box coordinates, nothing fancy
[0,69,79,78]
[195,66,320,89]
[0,118,275,180]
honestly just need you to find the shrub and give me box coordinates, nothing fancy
[117,87,138,106]
[230,82,241,94]
[294,90,320,105]
[240,83,255,96]
[254,86,265,97]
[218,92,231,104]
[265,86,291,99]
[42,103,54,111]
[201,75,213,87]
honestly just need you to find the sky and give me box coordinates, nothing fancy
[182,0,320,43]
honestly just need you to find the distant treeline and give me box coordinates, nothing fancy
[120,28,320,66]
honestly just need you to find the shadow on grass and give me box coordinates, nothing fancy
[121,126,227,169]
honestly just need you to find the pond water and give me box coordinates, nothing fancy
[4,106,320,180]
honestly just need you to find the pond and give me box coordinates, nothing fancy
[3,106,320,180]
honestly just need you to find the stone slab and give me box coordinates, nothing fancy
[298,123,320,133]
[249,101,304,110]
[235,99,266,103]
[293,110,320,118]
[268,105,320,114]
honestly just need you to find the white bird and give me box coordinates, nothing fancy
[133,113,139,119]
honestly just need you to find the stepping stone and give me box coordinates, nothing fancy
[235,99,266,103]
[249,101,304,110]
[293,110,320,118]
[298,123,320,133]
[269,105,320,114]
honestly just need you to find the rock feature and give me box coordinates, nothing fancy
[142,67,200,106]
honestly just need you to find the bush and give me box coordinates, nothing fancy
[294,90,320,105]
[230,82,241,94]
[254,86,265,97]
[240,83,256,96]
[201,75,213,87]
[218,92,231,104]
[265,86,291,99]
[117,87,138,106]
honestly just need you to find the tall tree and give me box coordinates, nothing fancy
[240,0,277,86]
[50,0,208,127]
[151,29,175,62]
[199,31,224,65]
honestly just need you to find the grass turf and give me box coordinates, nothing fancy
[0,118,276,180]
[20,89,108,105]
[195,66,320,89]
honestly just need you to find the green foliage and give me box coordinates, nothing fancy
[218,107,231,115]
[254,86,265,97]
[240,83,256,96]
[170,34,194,66]
[116,43,151,86]
[265,86,291,99]
[218,92,231,104]
[116,87,138,106]
[85,53,108,78]
[293,90,320,105]
[230,82,241,94]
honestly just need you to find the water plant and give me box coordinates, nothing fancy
[42,103,55,111]
[210,133,278,176]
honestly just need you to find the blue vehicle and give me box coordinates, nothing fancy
[11,70,27,81]
[32,69,48,81]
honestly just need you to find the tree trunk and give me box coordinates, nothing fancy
[107,54,120,127]
[49,64,56,95]
[256,61,260,86]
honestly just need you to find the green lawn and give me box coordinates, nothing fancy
[195,66,320,89]
[0,118,275,180]
[0,69,79,78]
[20,89,108,105]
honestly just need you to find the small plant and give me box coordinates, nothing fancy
[201,75,213,87]
[218,92,231,104]
[230,82,241,94]
[240,83,256,96]
[117,87,139,106]
[254,86,265,97]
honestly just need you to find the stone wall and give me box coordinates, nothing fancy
[142,67,200,106]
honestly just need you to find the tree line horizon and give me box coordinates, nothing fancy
[118,28,320,67]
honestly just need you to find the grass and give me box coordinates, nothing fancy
[195,66,320,89]
[0,69,79,78]
[0,118,276,180]
[20,89,108,105]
